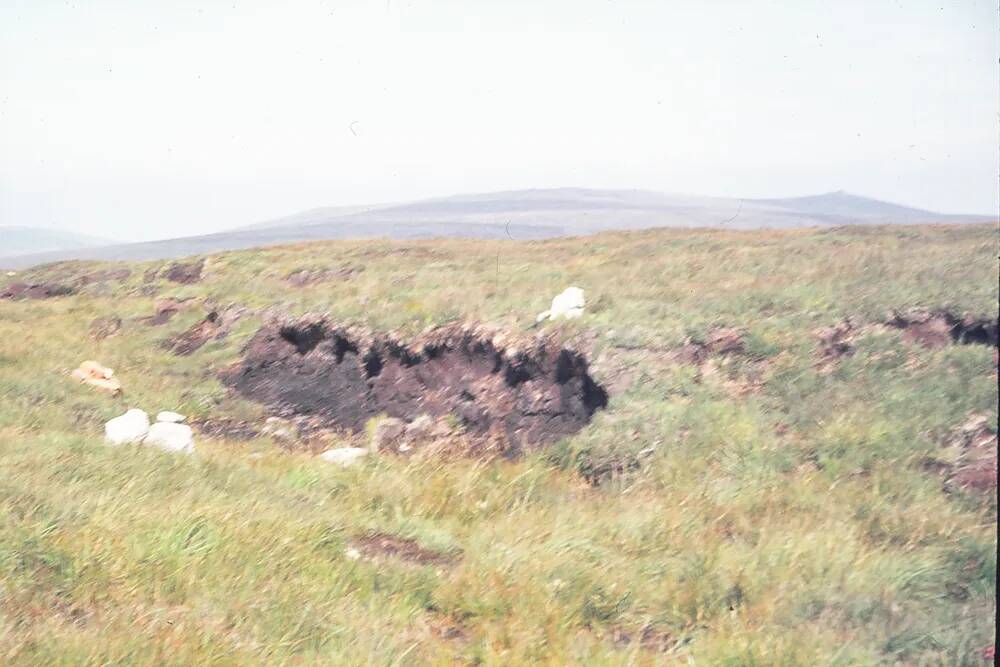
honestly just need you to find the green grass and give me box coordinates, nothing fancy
[0,224,996,665]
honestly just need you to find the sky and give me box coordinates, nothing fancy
[1,0,997,242]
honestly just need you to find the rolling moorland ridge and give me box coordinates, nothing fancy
[1,187,994,268]
[0,227,115,259]
[0,223,997,664]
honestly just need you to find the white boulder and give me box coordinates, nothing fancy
[156,411,186,423]
[144,422,195,454]
[537,286,585,322]
[105,409,150,446]
[319,447,369,467]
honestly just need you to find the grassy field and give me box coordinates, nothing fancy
[0,224,996,665]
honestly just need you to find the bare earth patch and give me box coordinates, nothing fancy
[163,306,245,355]
[223,315,608,452]
[1,282,77,300]
[815,309,998,369]
[922,414,998,496]
[163,259,205,284]
[353,531,461,567]
[885,308,998,348]
[665,326,769,397]
[141,297,195,326]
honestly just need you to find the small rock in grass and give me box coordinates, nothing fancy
[319,447,369,467]
[371,417,406,452]
[105,409,150,446]
[404,414,435,441]
[262,416,298,441]
[144,422,195,454]
[156,411,186,423]
[72,360,122,395]
[536,286,585,322]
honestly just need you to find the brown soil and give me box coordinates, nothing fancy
[162,259,204,284]
[665,326,768,396]
[142,297,193,326]
[815,319,858,361]
[223,315,608,452]
[885,309,997,348]
[923,414,998,495]
[816,310,997,367]
[163,306,244,355]
[1,282,77,300]
[944,415,998,494]
[669,326,746,365]
[353,531,461,567]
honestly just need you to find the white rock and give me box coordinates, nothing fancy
[550,286,585,319]
[156,411,186,423]
[143,422,195,454]
[319,447,369,467]
[105,409,150,446]
[537,287,585,322]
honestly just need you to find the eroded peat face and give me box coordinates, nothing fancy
[223,316,608,453]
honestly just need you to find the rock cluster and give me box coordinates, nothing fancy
[104,409,194,454]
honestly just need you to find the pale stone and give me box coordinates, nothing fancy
[105,409,150,446]
[319,447,369,467]
[537,287,585,322]
[371,417,406,452]
[405,414,435,441]
[550,286,585,319]
[144,422,195,454]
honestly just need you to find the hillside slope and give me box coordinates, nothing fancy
[3,188,991,269]
[0,226,115,258]
[0,224,996,664]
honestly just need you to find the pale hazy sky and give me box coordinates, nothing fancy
[1,0,997,241]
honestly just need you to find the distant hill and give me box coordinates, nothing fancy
[0,226,115,259]
[2,188,993,269]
